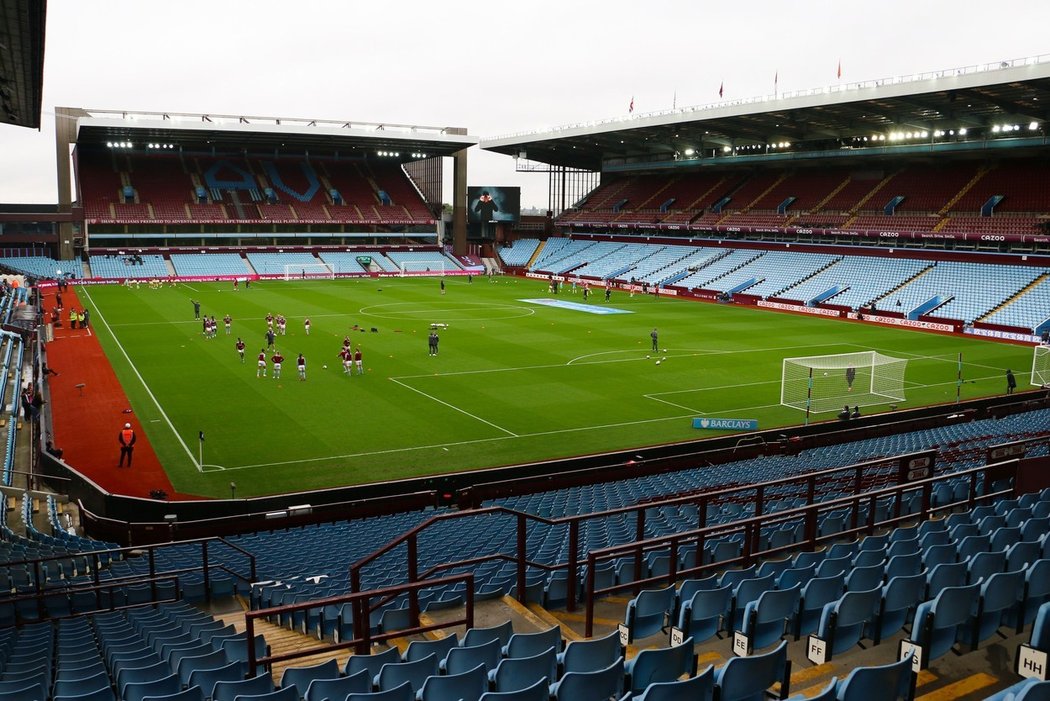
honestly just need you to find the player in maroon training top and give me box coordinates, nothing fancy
[224,314,232,335]
[354,346,364,375]
[340,347,352,375]
[256,349,267,378]
[297,353,307,381]
[271,350,284,379]
[236,338,246,363]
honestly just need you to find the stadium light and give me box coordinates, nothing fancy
[722,146,731,152]
[992,125,1001,133]
[1030,122,1040,131]
[684,148,695,156]
[959,127,968,135]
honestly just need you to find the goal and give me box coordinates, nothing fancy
[283,263,335,280]
[399,260,446,276]
[781,351,908,415]
[1031,345,1050,387]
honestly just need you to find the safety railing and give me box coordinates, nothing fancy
[245,572,474,671]
[0,536,256,626]
[350,450,936,617]
[580,459,1018,635]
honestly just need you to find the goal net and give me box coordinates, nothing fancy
[283,263,335,280]
[781,350,908,414]
[1031,345,1050,387]
[399,260,446,276]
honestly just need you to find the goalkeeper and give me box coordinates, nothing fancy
[846,365,856,392]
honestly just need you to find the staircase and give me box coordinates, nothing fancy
[683,176,727,211]
[851,170,899,212]
[978,272,1049,322]
[812,175,853,212]
[524,241,546,270]
[743,172,789,212]
[874,264,935,307]
[940,165,991,215]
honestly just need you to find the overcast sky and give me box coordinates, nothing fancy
[2,0,1050,209]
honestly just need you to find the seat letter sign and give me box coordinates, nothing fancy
[618,623,630,647]
[807,635,828,665]
[1018,644,1049,680]
[899,640,924,672]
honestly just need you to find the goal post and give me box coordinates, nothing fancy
[399,260,446,276]
[781,350,908,414]
[1032,345,1050,387]
[283,262,335,280]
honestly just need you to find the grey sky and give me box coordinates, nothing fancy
[2,0,1049,209]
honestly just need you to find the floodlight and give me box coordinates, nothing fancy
[722,146,731,152]
[992,125,1001,133]
[920,131,928,138]
[1030,122,1040,130]
[959,128,967,135]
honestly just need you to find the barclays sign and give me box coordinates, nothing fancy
[692,417,759,431]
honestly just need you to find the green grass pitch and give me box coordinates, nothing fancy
[78,276,1032,498]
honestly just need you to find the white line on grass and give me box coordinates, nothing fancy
[387,377,518,437]
[203,410,701,472]
[80,287,203,472]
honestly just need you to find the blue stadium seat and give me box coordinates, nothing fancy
[623,638,696,696]
[417,663,488,701]
[629,666,715,701]
[740,586,801,651]
[375,654,439,694]
[625,586,676,641]
[557,630,622,675]
[488,647,557,693]
[834,654,915,701]
[549,657,624,701]
[910,582,982,664]
[713,640,789,701]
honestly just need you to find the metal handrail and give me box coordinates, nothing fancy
[581,459,1018,635]
[350,449,936,613]
[0,536,256,614]
[0,573,182,626]
[245,572,475,670]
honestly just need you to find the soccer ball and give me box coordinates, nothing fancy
[655,360,661,365]
[823,372,829,376]
[322,364,327,369]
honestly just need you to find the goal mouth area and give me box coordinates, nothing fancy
[1031,345,1050,388]
[283,263,335,280]
[781,350,908,414]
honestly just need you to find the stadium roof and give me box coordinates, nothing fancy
[481,56,1050,171]
[0,0,46,129]
[66,108,476,158]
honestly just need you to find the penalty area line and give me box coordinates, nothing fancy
[388,377,518,437]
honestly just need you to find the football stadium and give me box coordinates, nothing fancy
[1,2,1050,699]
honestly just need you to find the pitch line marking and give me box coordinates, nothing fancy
[202,409,703,472]
[388,377,518,438]
[81,287,203,473]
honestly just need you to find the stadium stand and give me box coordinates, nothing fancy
[983,277,1050,331]
[775,256,930,310]
[500,238,1050,326]
[384,251,462,273]
[496,239,541,268]
[88,254,169,279]
[244,252,321,276]
[76,150,434,226]
[0,256,74,280]
[169,253,250,278]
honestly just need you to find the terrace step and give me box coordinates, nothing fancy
[978,271,1049,322]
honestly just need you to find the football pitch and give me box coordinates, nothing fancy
[79,276,1032,498]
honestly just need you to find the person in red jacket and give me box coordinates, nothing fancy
[118,422,136,467]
